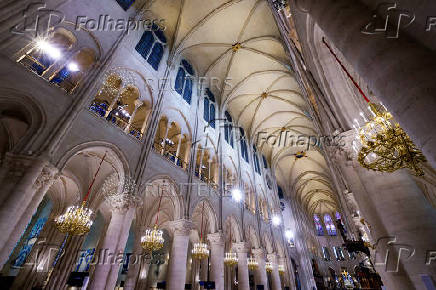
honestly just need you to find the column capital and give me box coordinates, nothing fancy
[252,248,265,258]
[33,163,59,190]
[267,253,278,263]
[207,232,224,245]
[168,219,193,236]
[105,194,141,213]
[3,153,45,179]
[232,242,250,253]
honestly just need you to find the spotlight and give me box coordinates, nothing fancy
[272,215,281,226]
[67,62,80,72]
[36,39,62,60]
[285,229,293,240]
[231,188,242,203]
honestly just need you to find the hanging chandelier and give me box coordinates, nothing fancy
[141,187,165,252]
[141,224,164,252]
[278,265,285,275]
[322,38,426,176]
[192,202,209,260]
[357,103,426,176]
[247,256,258,270]
[56,152,107,235]
[266,262,273,273]
[224,252,238,267]
[55,202,93,235]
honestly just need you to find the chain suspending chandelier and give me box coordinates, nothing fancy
[192,202,209,260]
[141,188,165,252]
[55,152,107,235]
[224,229,238,267]
[323,38,426,176]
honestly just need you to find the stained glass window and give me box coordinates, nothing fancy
[253,146,261,175]
[174,60,194,104]
[324,214,337,236]
[116,0,135,11]
[224,111,234,147]
[75,248,96,272]
[239,128,249,163]
[135,28,166,71]
[203,88,216,128]
[314,214,324,236]
[277,185,284,199]
[322,247,331,261]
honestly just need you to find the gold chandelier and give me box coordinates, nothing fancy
[192,242,210,260]
[141,188,165,252]
[278,265,285,275]
[247,256,258,271]
[224,252,238,267]
[322,38,426,176]
[55,202,93,235]
[357,103,426,176]
[266,262,273,273]
[141,224,164,252]
[192,202,209,260]
[56,152,108,235]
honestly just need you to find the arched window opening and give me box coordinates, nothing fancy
[322,247,331,261]
[239,128,249,163]
[194,146,217,187]
[224,111,234,148]
[262,155,268,168]
[203,88,216,128]
[116,0,135,10]
[277,185,284,199]
[49,47,96,93]
[135,27,167,71]
[152,120,189,169]
[324,214,337,236]
[174,59,194,104]
[89,75,149,140]
[314,214,324,236]
[253,146,261,175]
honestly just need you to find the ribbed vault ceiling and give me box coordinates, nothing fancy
[146,0,338,215]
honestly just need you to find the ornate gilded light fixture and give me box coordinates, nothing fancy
[224,230,238,267]
[278,264,285,275]
[192,202,209,260]
[322,37,426,176]
[141,187,165,252]
[247,256,258,271]
[357,103,426,176]
[266,262,273,273]
[55,152,107,235]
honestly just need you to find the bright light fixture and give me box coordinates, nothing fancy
[285,229,293,240]
[231,188,242,203]
[67,62,80,72]
[272,215,281,226]
[36,39,62,60]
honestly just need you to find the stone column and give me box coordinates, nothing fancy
[267,253,281,290]
[167,220,193,290]
[207,232,224,289]
[297,0,436,168]
[233,242,249,290]
[253,248,268,289]
[88,201,136,290]
[0,155,58,267]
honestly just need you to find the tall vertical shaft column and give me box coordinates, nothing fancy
[234,242,250,290]
[267,253,281,290]
[167,220,192,290]
[253,248,268,289]
[207,232,224,289]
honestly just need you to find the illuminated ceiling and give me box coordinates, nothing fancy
[145,0,338,215]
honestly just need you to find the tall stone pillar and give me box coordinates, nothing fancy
[123,226,145,290]
[89,201,136,290]
[207,232,224,290]
[0,155,58,266]
[167,220,193,290]
[296,0,436,168]
[253,248,268,289]
[233,242,249,290]
[267,253,281,290]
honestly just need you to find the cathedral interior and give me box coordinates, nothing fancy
[0,0,435,289]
